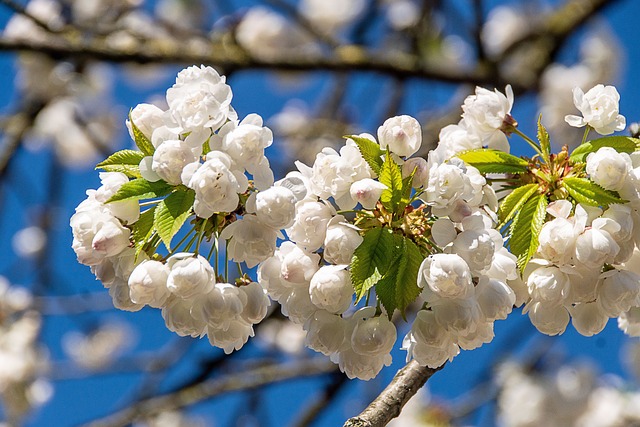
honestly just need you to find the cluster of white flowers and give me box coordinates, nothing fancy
[518,88,640,337]
[71,66,277,353]
[0,277,51,423]
[497,361,640,427]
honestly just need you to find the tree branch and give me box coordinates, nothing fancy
[85,357,338,427]
[343,361,444,427]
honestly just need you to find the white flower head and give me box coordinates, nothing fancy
[286,200,334,252]
[128,260,171,308]
[585,147,631,191]
[166,253,214,299]
[565,84,626,135]
[418,253,473,299]
[377,115,422,157]
[166,65,235,132]
[461,85,514,141]
[220,215,278,268]
[309,265,353,314]
[349,178,387,210]
[183,151,249,218]
[323,215,363,265]
[254,186,297,229]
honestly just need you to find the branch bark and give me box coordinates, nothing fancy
[343,361,444,427]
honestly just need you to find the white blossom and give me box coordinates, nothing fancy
[254,186,297,229]
[377,115,422,157]
[309,265,353,314]
[166,65,234,132]
[166,254,214,299]
[220,215,278,268]
[128,260,171,308]
[418,254,473,299]
[585,147,631,191]
[286,201,334,252]
[565,84,626,135]
[323,215,363,265]
[349,179,387,210]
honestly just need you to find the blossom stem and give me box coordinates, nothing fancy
[512,128,543,157]
[171,224,197,255]
[194,220,207,255]
[581,126,591,145]
[224,240,229,282]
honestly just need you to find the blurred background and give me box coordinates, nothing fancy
[1,0,640,426]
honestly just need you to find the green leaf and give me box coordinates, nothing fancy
[154,189,195,251]
[508,193,547,271]
[96,164,142,178]
[379,151,404,213]
[569,136,640,163]
[132,206,156,258]
[350,227,395,302]
[537,115,551,164]
[497,183,539,227]
[348,135,384,175]
[375,235,424,319]
[562,177,626,207]
[97,149,146,168]
[129,112,155,156]
[96,149,146,178]
[106,179,173,203]
[456,149,529,174]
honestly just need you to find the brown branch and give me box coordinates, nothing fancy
[84,357,338,427]
[343,361,444,427]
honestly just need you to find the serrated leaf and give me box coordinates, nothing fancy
[106,179,173,203]
[96,164,142,178]
[497,183,539,227]
[375,235,424,319]
[398,167,416,212]
[133,206,156,258]
[456,149,529,174]
[96,149,145,168]
[393,236,423,317]
[375,253,401,318]
[508,194,547,271]
[379,151,404,213]
[350,227,395,302]
[537,115,551,164]
[348,135,384,175]
[562,177,626,207]
[569,136,640,163]
[129,112,155,156]
[154,189,195,251]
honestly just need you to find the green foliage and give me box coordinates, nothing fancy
[153,189,195,251]
[351,227,395,302]
[537,116,551,164]
[106,179,173,203]
[348,135,384,175]
[456,149,529,174]
[132,206,156,258]
[508,193,548,271]
[569,136,640,163]
[497,183,540,227]
[375,235,423,319]
[96,149,146,178]
[379,151,404,213]
[129,112,156,156]
[562,177,626,207]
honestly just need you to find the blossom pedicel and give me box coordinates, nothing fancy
[72,66,640,380]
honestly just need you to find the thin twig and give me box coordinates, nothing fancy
[85,357,338,427]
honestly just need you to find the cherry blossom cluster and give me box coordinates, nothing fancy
[71,65,275,354]
[71,63,640,382]
[256,107,518,379]
[518,85,640,337]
